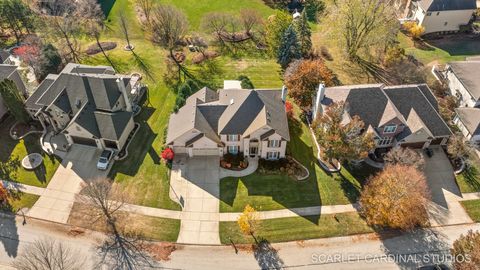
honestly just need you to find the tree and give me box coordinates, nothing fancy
[293,11,312,57]
[285,101,294,118]
[360,164,430,230]
[285,59,336,108]
[384,147,425,170]
[161,148,175,162]
[237,75,254,89]
[237,204,261,242]
[328,0,398,62]
[137,0,155,25]
[0,0,35,44]
[403,21,425,39]
[239,9,262,37]
[451,230,480,270]
[119,12,133,50]
[36,44,62,81]
[277,25,301,69]
[0,79,30,124]
[79,178,153,269]
[312,101,375,163]
[12,238,86,270]
[447,133,474,161]
[304,0,326,22]
[0,183,9,207]
[265,11,292,58]
[150,4,188,50]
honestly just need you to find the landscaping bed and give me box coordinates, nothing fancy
[85,41,117,55]
[220,212,373,244]
[220,153,248,171]
[257,156,308,180]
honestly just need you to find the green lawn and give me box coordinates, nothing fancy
[220,112,378,212]
[220,212,373,244]
[0,117,60,187]
[461,199,480,222]
[456,154,480,194]
[2,193,40,213]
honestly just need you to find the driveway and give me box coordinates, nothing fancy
[421,147,472,226]
[171,156,221,245]
[27,145,111,224]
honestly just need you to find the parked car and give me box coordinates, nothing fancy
[97,149,114,170]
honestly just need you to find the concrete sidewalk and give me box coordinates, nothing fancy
[459,192,480,201]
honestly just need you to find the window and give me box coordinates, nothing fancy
[228,145,239,154]
[383,125,397,134]
[227,134,239,142]
[436,12,440,16]
[377,137,393,146]
[266,151,280,160]
[268,140,280,148]
[444,22,448,26]
[426,12,432,16]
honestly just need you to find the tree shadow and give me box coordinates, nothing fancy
[132,51,154,80]
[99,0,116,17]
[379,228,451,269]
[0,212,20,258]
[253,238,285,270]
[148,147,161,165]
[461,165,480,191]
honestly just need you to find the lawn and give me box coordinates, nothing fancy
[68,202,180,242]
[219,111,379,212]
[1,193,40,213]
[0,117,60,188]
[456,154,480,194]
[461,199,480,222]
[220,212,373,244]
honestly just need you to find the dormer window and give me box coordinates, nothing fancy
[268,140,281,148]
[384,124,397,134]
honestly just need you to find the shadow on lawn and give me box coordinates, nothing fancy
[461,165,480,191]
[99,0,116,17]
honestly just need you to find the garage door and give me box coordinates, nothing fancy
[401,141,426,149]
[192,148,219,156]
[71,136,97,147]
[430,138,444,145]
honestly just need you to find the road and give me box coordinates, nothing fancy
[1,213,479,269]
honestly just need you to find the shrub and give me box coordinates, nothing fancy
[403,22,424,39]
[285,101,294,118]
[237,75,254,89]
[161,148,175,162]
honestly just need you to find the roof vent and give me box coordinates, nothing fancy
[75,99,81,108]
[230,99,234,105]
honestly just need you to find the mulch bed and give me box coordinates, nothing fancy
[192,51,220,64]
[85,42,117,55]
[11,122,40,138]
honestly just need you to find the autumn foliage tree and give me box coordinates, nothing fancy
[312,101,375,163]
[403,21,425,39]
[360,165,430,230]
[0,184,10,207]
[451,230,480,270]
[447,133,474,161]
[237,204,261,242]
[285,59,336,108]
[285,101,294,118]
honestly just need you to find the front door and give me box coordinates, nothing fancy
[249,147,258,157]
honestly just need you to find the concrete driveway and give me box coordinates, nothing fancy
[27,145,111,224]
[172,156,221,245]
[422,147,472,226]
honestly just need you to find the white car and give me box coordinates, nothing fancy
[97,149,114,170]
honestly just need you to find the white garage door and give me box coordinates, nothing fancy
[192,148,219,156]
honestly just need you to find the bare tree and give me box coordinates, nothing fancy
[119,12,134,50]
[239,9,262,37]
[384,147,425,169]
[80,178,154,269]
[137,0,155,25]
[12,238,86,270]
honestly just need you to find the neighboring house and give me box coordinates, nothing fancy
[166,87,290,159]
[0,64,28,121]
[25,63,139,152]
[313,83,452,151]
[408,0,477,34]
[454,107,480,145]
[444,61,480,108]
[0,50,15,65]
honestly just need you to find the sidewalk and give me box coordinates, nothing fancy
[459,192,480,201]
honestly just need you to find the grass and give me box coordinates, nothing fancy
[2,193,40,213]
[219,110,378,212]
[68,202,180,242]
[220,212,373,244]
[0,117,60,187]
[456,154,480,193]
[461,199,480,222]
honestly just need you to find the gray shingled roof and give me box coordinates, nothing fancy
[0,64,16,81]
[94,111,133,140]
[166,88,290,145]
[455,107,480,136]
[0,51,10,64]
[417,0,477,11]
[25,74,57,110]
[448,61,480,101]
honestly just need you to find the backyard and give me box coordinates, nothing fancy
[219,111,379,212]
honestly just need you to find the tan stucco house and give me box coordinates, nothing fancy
[25,63,138,152]
[166,87,290,159]
[408,0,477,34]
[313,83,452,152]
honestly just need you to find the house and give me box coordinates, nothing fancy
[25,63,139,152]
[407,0,477,34]
[454,107,480,145]
[313,83,452,151]
[0,50,14,65]
[444,61,480,108]
[0,64,28,121]
[166,87,290,159]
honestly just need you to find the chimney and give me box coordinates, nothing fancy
[313,83,325,121]
[117,77,132,112]
[281,85,287,102]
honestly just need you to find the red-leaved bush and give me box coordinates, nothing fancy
[161,148,175,161]
[285,101,293,118]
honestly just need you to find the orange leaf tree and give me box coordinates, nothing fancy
[451,230,480,270]
[285,59,336,109]
[0,184,10,206]
[237,204,261,241]
[312,101,375,163]
[360,164,430,230]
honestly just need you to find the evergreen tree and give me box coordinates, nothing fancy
[294,11,312,57]
[0,0,35,44]
[237,75,254,89]
[36,44,62,81]
[277,25,301,69]
[0,79,30,123]
[304,0,326,22]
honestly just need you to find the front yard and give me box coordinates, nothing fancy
[220,212,373,244]
[220,113,378,212]
[0,116,60,188]
[460,199,480,222]
[1,193,40,213]
[456,154,480,193]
